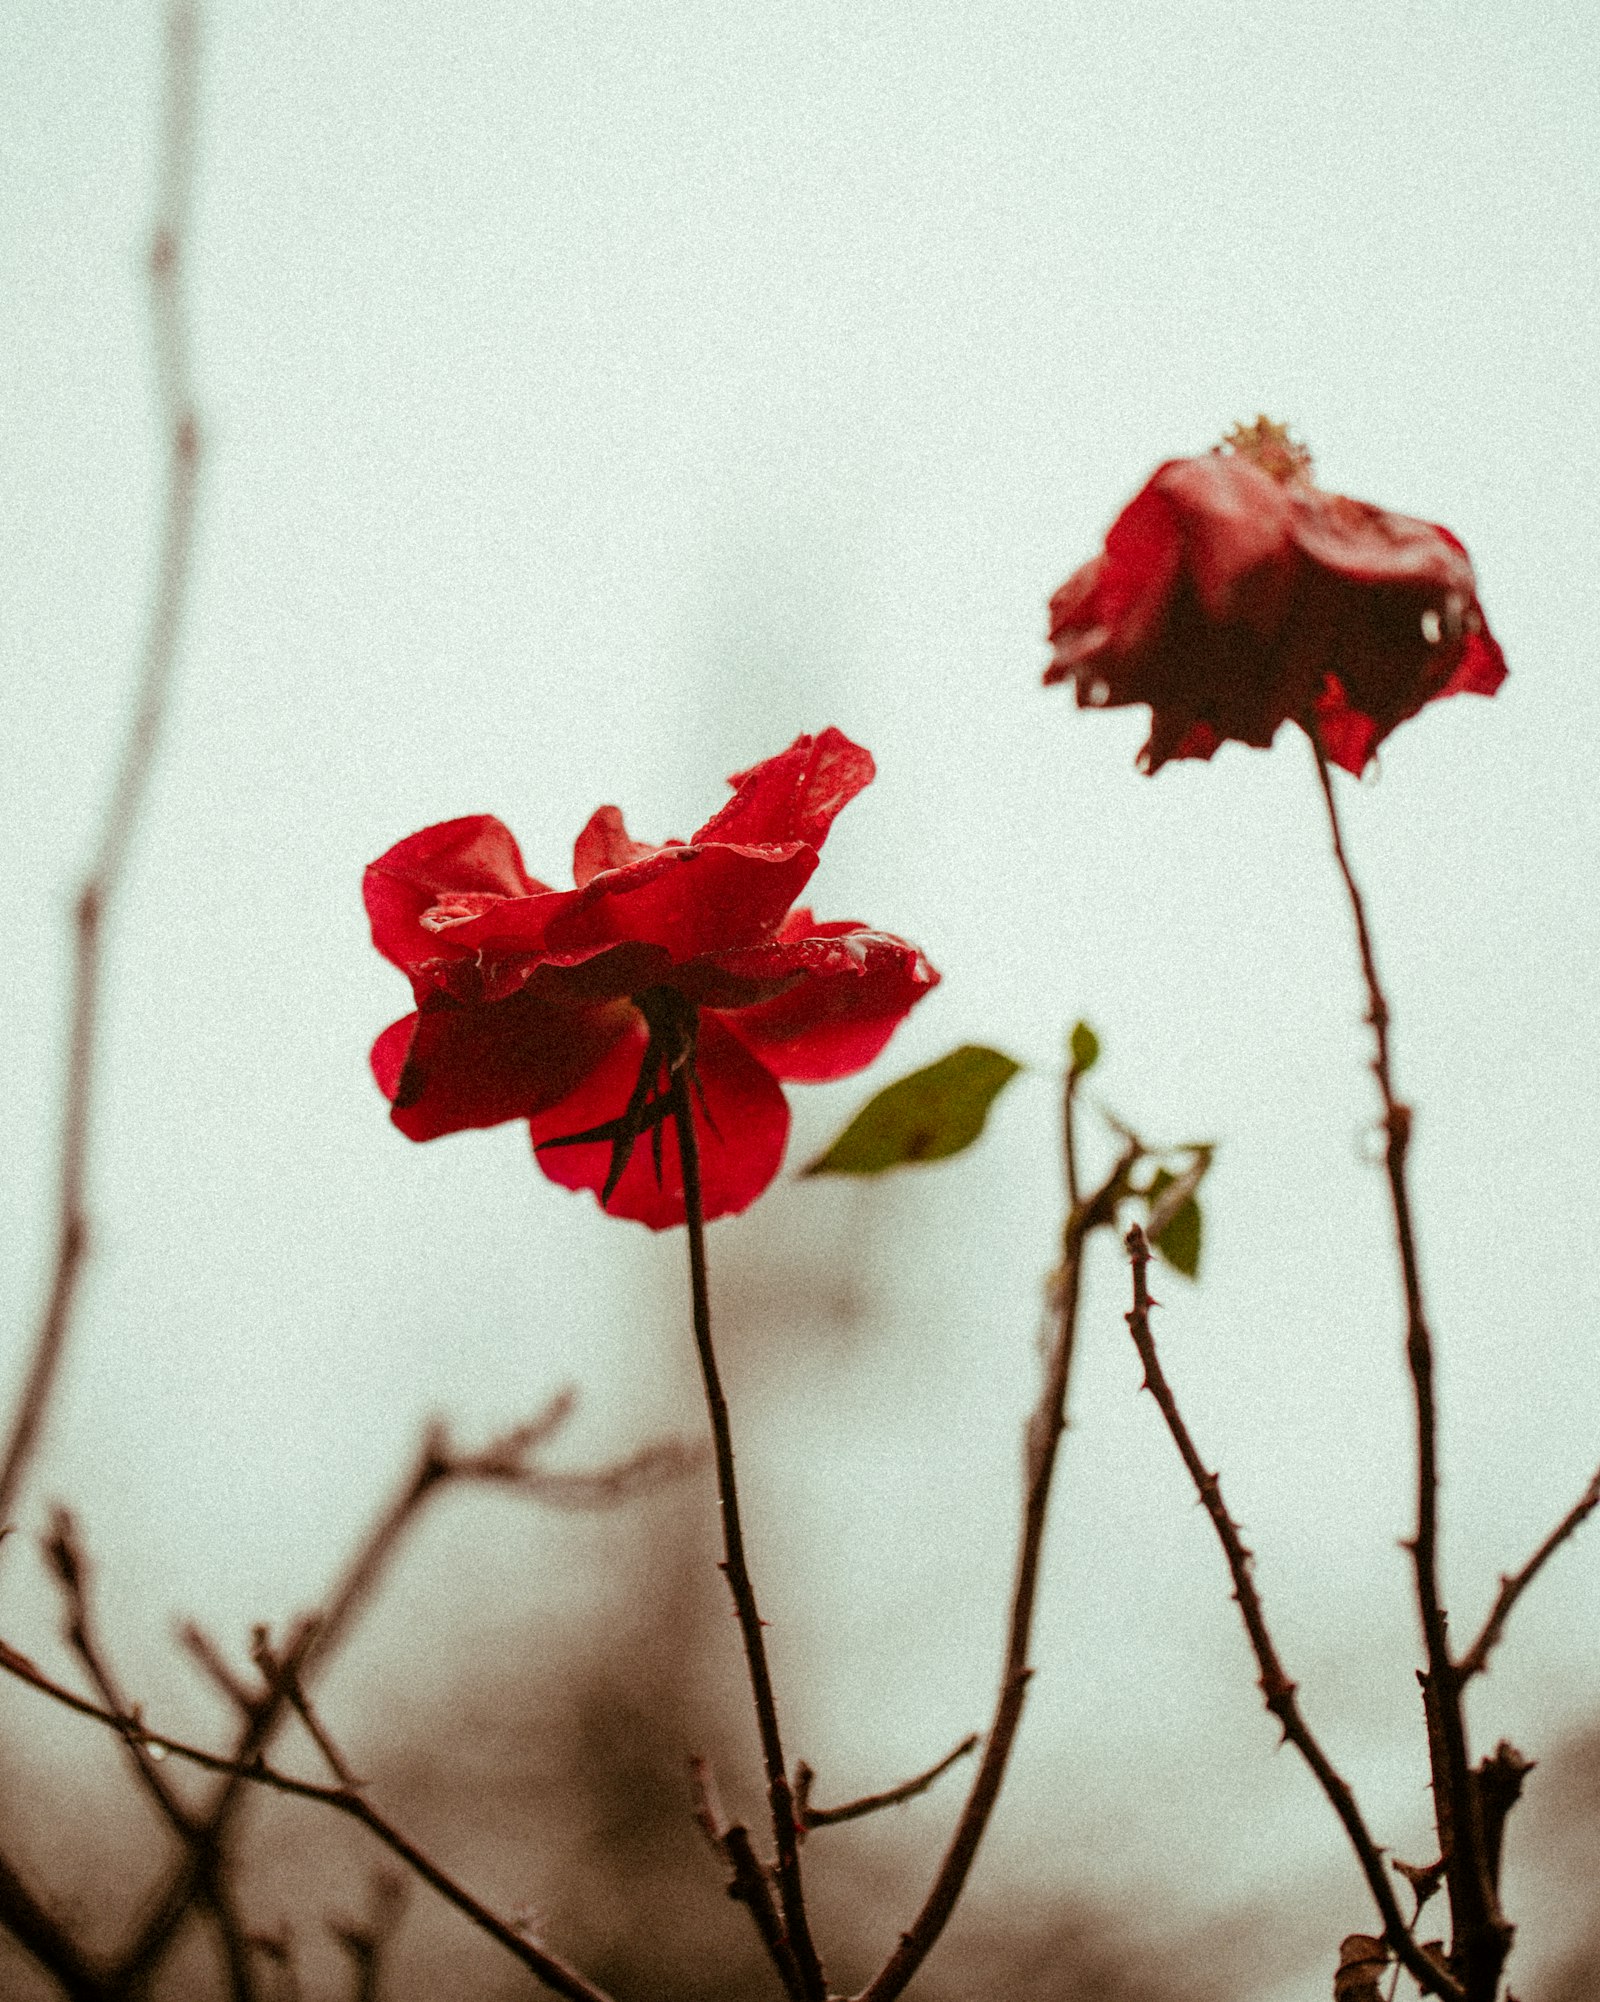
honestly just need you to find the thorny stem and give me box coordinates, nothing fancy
[669,1068,826,2002]
[795,1734,978,1830]
[856,1119,1140,2002]
[1311,741,1508,2000]
[689,1757,805,2001]
[1123,1227,1463,2002]
[1455,1462,1600,1684]
[0,2,203,1541]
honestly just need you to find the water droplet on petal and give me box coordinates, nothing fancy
[1420,608,1442,644]
[1086,679,1111,707]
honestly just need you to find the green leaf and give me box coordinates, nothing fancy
[1069,1021,1100,1076]
[802,1046,1022,1178]
[1152,1195,1202,1278]
[1142,1149,1212,1279]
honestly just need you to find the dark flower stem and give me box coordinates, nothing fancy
[0,2,202,1540]
[856,1120,1139,2002]
[669,1070,826,2002]
[1123,1226,1462,2002]
[1311,740,1508,2001]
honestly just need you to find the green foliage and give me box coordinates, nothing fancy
[1141,1149,1213,1279]
[802,1045,1022,1178]
[1069,1021,1100,1076]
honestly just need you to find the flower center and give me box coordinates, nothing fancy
[1218,416,1313,486]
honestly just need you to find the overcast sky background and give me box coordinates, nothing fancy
[3,4,1599,1996]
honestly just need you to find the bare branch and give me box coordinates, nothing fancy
[0,1845,116,2001]
[178,1621,267,1714]
[857,1134,1141,2002]
[671,1069,825,2000]
[794,1734,978,1831]
[328,1872,407,2002]
[41,1510,261,2001]
[1121,1225,1462,2002]
[118,1396,648,1990]
[1456,1464,1600,1683]
[0,0,205,1539]
[45,1509,198,1839]
[0,1638,618,2002]
[689,1758,804,2000]
[1312,742,1506,1999]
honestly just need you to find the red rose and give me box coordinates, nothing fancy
[365,730,938,1229]
[1045,420,1506,774]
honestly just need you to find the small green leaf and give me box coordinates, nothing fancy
[1152,1195,1202,1278]
[1143,1149,1212,1279]
[802,1046,1022,1178]
[1069,1021,1100,1076]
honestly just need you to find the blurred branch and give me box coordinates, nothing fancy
[689,1757,804,2000]
[0,0,204,1541]
[43,1508,262,2000]
[1456,1463,1600,1683]
[248,1928,304,2002]
[329,1873,407,2002]
[110,1399,669,1994]
[1121,1225,1462,2002]
[0,1846,117,2002]
[857,1127,1140,2002]
[1312,743,1505,2001]
[0,1634,617,2002]
[793,1734,978,1831]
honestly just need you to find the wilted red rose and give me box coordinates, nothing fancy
[365,730,937,1229]
[1045,419,1507,774]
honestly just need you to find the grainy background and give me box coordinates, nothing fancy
[3,5,1598,1996]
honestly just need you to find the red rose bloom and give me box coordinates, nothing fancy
[1045,420,1507,774]
[365,729,937,1229]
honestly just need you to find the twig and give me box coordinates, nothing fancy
[249,1928,303,2002]
[669,1067,826,2002]
[1121,1226,1462,2002]
[689,1757,805,2000]
[0,0,204,1540]
[43,1508,261,2002]
[257,1640,362,1790]
[1456,1464,1600,1683]
[115,1402,668,1992]
[0,1639,617,2002]
[44,1509,198,1840]
[180,1620,267,1713]
[856,1131,1140,2002]
[0,1845,116,2002]
[329,1873,406,2002]
[1474,1744,1534,1897]
[1312,741,1508,2000]
[793,1734,978,1830]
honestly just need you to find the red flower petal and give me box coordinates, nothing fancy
[372,988,633,1142]
[1047,445,1506,773]
[709,916,940,1082]
[692,728,875,851]
[529,1014,790,1228]
[364,815,551,995]
[538,841,820,961]
[572,805,663,886]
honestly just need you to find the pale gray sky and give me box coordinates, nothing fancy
[3,4,1598,1995]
